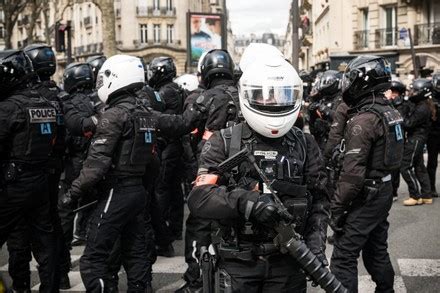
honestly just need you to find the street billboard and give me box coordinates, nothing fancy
[187,12,226,67]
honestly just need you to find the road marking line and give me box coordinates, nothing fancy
[398,259,440,277]
[358,276,406,293]
[156,279,186,293]
[153,256,187,274]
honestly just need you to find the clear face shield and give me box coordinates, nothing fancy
[241,84,301,113]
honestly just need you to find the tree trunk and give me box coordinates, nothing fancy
[3,0,27,49]
[94,0,117,57]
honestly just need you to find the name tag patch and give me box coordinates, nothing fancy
[28,108,56,123]
[254,150,278,159]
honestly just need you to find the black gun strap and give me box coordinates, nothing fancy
[229,123,243,157]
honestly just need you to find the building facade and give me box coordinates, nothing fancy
[0,0,233,77]
[235,33,285,62]
[284,0,440,81]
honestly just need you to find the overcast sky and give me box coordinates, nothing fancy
[226,0,291,37]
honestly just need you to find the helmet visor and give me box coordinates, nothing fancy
[241,84,301,113]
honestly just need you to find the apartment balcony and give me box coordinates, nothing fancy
[83,16,92,29]
[136,6,148,17]
[375,28,399,48]
[136,6,176,17]
[353,30,369,50]
[414,22,440,46]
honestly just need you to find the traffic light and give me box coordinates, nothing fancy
[55,22,66,52]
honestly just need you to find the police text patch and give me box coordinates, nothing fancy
[28,108,56,123]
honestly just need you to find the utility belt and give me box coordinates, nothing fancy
[364,174,392,187]
[359,174,392,203]
[217,242,279,261]
[1,161,48,183]
[100,176,143,189]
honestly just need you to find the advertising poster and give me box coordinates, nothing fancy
[187,13,225,66]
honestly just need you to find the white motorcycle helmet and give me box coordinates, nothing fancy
[96,54,145,104]
[239,43,285,73]
[174,74,199,92]
[239,57,303,138]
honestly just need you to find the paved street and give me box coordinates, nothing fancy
[1,172,439,292]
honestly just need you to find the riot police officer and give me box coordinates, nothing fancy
[427,74,440,197]
[148,56,186,256]
[3,43,70,291]
[308,70,342,150]
[187,56,330,292]
[86,54,107,82]
[330,55,404,292]
[402,79,433,206]
[0,50,58,292]
[385,80,408,200]
[57,63,98,282]
[178,49,241,293]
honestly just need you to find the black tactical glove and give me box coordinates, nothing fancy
[250,194,281,227]
[58,190,79,210]
[329,207,348,234]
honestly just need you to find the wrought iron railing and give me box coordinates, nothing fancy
[375,27,399,48]
[414,22,440,45]
[353,30,369,49]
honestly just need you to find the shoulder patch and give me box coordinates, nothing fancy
[201,141,211,155]
[351,125,362,136]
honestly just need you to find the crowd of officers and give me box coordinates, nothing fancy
[0,42,438,293]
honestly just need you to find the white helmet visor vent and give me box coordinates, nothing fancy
[96,72,104,90]
[241,84,300,113]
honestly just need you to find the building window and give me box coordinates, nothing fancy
[361,8,369,30]
[0,26,5,39]
[153,0,160,10]
[166,0,173,10]
[140,24,148,44]
[154,24,160,43]
[167,24,174,43]
[383,6,396,46]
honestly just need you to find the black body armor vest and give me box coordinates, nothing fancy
[220,123,310,244]
[111,102,157,177]
[7,93,58,165]
[362,103,404,173]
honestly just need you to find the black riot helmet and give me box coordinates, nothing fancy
[432,73,440,95]
[200,49,234,87]
[390,80,406,96]
[318,70,340,96]
[147,56,176,88]
[23,44,56,80]
[0,49,34,95]
[86,55,106,81]
[63,62,94,94]
[341,55,391,106]
[408,78,432,103]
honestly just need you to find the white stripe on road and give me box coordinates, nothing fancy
[0,255,81,272]
[153,256,187,274]
[156,279,186,293]
[358,276,406,293]
[398,259,440,277]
